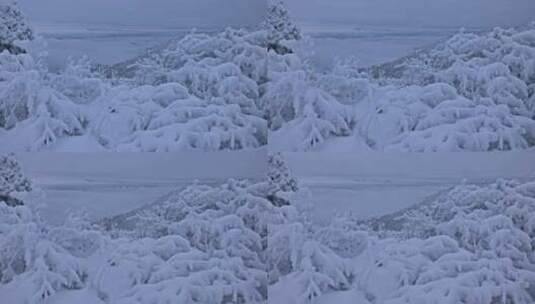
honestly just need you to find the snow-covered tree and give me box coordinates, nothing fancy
[264,0,301,54]
[50,56,107,105]
[263,68,353,136]
[0,153,31,206]
[267,209,355,303]
[0,155,99,304]
[0,1,33,54]
[267,153,298,191]
[294,241,352,304]
[0,50,88,151]
[0,200,90,303]
[28,240,87,303]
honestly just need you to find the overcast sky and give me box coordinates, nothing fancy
[285,0,535,29]
[15,0,266,28]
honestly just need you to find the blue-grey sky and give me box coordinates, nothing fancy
[285,0,535,28]
[15,0,266,28]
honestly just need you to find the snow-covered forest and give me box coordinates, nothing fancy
[0,1,269,151]
[268,153,535,304]
[2,0,535,303]
[1,1,535,151]
[266,3,535,151]
[0,153,274,303]
[1,153,534,303]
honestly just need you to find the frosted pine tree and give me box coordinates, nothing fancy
[267,153,298,206]
[267,153,298,193]
[0,153,31,206]
[264,0,301,54]
[0,1,33,54]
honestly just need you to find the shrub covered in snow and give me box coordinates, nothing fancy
[375,25,535,151]
[269,179,535,303]
[264,65,354,151]
[267,203,355,303]
[0,51,97,150]
[119,27,270,151]
[95,27,271,151]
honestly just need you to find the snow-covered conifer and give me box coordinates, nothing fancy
[0,153,31,206]
[264,1,301,54]
[0,1,33,54]
[267,153,298,192]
